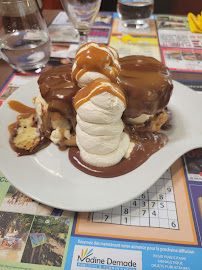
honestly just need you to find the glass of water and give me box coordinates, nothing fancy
[117,0,154,29]
[60,0,102,47]
[0,0,51,73]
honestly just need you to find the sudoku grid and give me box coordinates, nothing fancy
[92,169,179,229]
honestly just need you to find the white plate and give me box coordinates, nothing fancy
[0,79,202,212]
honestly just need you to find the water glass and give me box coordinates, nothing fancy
[117,0,154,29]
[0,0,51,73]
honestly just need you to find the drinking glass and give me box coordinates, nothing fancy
[0,0,51,73]
[117,0,154,29]
[60,0,102,47]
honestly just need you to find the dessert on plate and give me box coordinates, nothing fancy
[117,55,173,132]
[8,42,173,177]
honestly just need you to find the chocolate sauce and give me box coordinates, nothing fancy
[69,132,168,178]
[117,56,173,120]
[38,65,80,132]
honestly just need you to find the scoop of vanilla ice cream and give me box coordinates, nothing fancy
[127,114,154,125]
[72,42,120,88]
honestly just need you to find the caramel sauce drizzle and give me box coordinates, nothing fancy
[72,43,120,83]
[8,100,35,114]
[73,79,126,110]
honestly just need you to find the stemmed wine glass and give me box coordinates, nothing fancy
[60,0,102,47]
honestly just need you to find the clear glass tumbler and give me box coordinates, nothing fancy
[60,0,102,47]
[0,0,52,73]
[117,0,154,29]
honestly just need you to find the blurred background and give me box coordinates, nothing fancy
[41,0,201,15]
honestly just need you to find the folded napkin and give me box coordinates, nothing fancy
[188,12,202,33]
